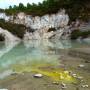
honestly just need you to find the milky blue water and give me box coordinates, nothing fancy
[0,39,90,79]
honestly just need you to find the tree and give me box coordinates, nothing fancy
[9,6,13,9]
[27,3,31,9]
[1,0,89,21]
[18,3,25,11]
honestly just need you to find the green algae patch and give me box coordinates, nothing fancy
[12,63,77,83]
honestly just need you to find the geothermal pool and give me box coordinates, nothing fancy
[0,40,90,90]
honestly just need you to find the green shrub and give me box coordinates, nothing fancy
[71,29,90,39]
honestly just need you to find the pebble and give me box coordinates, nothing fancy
[61,82,66,87]
[61,82,67,89]
[81,85,89,88]
[78,64,85,68]
[33,74,43,78]
[61,86,67,89]
[77,76,83,79]
[72,74,77,77]
[80,80,84,82]
[52,82,59,85]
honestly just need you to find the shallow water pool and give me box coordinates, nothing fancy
[0,39,90,90]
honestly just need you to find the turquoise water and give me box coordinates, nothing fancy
[0,39,90,79]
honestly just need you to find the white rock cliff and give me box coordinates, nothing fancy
[0,9,71,40]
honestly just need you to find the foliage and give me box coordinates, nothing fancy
[71,29,90,39]
[0,0,89,21]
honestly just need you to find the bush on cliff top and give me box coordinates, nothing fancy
[2,0,90,21]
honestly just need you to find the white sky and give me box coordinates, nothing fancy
[0,0,44,9]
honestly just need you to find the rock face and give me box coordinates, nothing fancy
[0,12,11,22]
[0,9,71,40]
